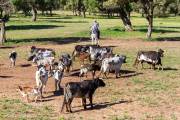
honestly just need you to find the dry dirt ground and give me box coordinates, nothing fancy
[0,39,180,120]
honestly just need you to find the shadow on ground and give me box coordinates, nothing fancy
[0,75,13,78]
[70,100,132,113]
[155,37,180,41]
[8,37,90,45]
[162,67,178,71]
[0,46,17,49]
[19,64,32,68]
[6,25,62,31]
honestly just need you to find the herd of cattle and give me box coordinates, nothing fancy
[8,45,164,113]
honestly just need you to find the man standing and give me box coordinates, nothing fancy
[91,20,100,45]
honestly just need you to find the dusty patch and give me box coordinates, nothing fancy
[0,39,180,120]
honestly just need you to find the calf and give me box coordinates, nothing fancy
[72,45,90,60]
[33,56,55,71]
[35,65,48,97]
[100,55,126,78]
[30,46,55,56]
[79,63,100,80]
[72,45,98,61]
[60,78,105,113]
[28,46,55,61]
[52,68,64,92]
[74,52,91,64]
[17,85,41,103]
[133,49,164,70]
[59,53,72,72]
[89,46,113,61]
[9,51,17,67]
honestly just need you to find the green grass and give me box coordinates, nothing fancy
[4,12,180,45]
[0,99,54,120]
[0,11,180,120]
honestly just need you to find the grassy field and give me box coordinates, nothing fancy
[0,12,180,120]
[5,11,180,45]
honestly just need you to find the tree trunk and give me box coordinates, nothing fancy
[49,8,53,16]
[140,0,154,39]
[119,8,133,31]
[41,10,45,15]
[146,16,153,39]
[0,21,6,44]
[31,6,37,22]
[0,10,3,18]
[83,10,86,18]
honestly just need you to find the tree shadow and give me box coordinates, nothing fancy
[8,37,90,44]
[0,46,16,49]
[39,16,73,20]
[155,37,180,41]
[6,25,63,31]
[135,28,179,33]
[47,20,88,23]
[0,75,13,78]
[158,26,180,29]
[71,100,132,113]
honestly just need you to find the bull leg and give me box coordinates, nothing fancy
[68,98,73,113]
[13,61,15,67]
[98,71,102,78]
[141,61,144,69]
[57,81,61,91]
[61,97,68,113]
[104,72,108,79]
[85,73,88,78]
[39,86,43,98]
[92,71,95,79]
[43,85,46,94]
[152,64,156,70]
[26,95,30,103]
[34,96,38,103]
[55,80,58,91]
[89,96,93,109]
[67,66,70,73]
[82,98,87,110]
[115,70,119,78]
[161,64,163,70]
[149,64,152,69]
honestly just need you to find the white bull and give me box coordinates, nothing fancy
[100,55,126,78]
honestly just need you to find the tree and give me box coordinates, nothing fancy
[139,0,154,39]
[0,0,14,44]
[103,0,133,31]
[12,0,61,21]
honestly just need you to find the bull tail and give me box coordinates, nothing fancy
[133,57,138,68]
[71,50,76,61]
[52,51,56,57]
[133,51,142,68]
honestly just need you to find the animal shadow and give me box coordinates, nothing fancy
[44,87,64,99]
[20,64,32,68]
[72,100,131,113]
[69,69,80,77]
[0,75,13,78]
[120,70,143,78]
[40,98,54,102]
[161,67,178,71]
